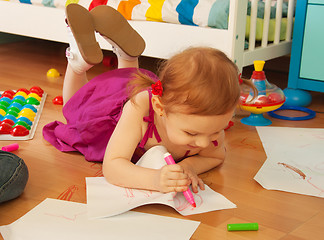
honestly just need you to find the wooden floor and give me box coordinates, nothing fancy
[0,39,324,240]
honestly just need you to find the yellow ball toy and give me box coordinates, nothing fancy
[47,68,60,78]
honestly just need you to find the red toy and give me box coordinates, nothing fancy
[224,120,234,130]
[102,56,118,68]
[52,96,63,105]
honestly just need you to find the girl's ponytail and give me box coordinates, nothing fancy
[127,70,157,102]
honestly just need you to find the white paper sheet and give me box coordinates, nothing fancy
[0,198,200,240]
[86,146,236,219]
[254,127,324,198]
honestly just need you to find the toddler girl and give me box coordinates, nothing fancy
[43,4,253,194]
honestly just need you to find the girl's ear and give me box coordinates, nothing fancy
[151,95,164,116]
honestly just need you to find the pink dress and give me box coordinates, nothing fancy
[43,68,159,162]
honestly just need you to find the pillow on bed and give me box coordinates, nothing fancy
[208,0,229,29]
[88,0,229,28]
[87,0,292,31]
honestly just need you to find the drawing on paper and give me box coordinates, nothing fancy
[254,127,324,198]
[124,188,154,199]
[44,211,86,222]
[173,193,203,211]
[277,161,324,194]
[278,162,306,179]
[86,177,236,218]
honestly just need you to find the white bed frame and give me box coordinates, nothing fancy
[0,0,295,72]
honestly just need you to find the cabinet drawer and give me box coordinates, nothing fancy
[308,0,324,5]
[300,5,324,81]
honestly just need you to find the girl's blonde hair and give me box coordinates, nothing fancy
[129,47,252,115]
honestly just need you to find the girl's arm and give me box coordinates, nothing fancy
[102,92,189,192]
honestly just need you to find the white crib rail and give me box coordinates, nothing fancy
[261,0,272,47]
[248,0,258,51]
[274,0,283,44]
[286,0,295,41]
[243,0,295,69]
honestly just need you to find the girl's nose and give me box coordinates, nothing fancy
[195,136,210,148]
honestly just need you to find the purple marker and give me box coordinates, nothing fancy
[164,152,196,207]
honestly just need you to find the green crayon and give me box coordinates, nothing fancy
[227,222,259,231]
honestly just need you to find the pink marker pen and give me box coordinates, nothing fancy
[164,152,196,208]
[2,143,19,152]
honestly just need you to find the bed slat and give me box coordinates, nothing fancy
[261,0,272,47]
[248,0,258,51]
[274,0,283,44]
[286,0,295,41]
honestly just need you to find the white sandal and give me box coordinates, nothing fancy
[65,4,103,66]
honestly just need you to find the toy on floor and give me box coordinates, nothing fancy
[103,55,118,68]
[224,120,234,130]
[47,68,60,78]
[268,105,316,121]
[0,86,46,140]
[2,143,19,152]
[52,96,63,105]
[239,61,285,126]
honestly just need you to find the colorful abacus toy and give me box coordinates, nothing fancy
[0,86,46,140]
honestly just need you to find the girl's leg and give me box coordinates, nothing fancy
[116,54,139,69]
[63,4,103,104]
[62,64,88,105]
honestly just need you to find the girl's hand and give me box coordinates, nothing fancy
[179,163,205,193]
[156,164,191,193]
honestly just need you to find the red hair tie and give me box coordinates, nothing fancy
[151,80,163,97]
[238,73,243,85]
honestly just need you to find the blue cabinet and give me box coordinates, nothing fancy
[286,0,324,106]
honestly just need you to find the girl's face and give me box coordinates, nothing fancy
[162,109,234,151]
